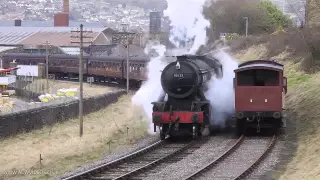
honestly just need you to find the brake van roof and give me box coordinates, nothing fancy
[235,60,284,73]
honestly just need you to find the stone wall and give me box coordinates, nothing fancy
[0,90,126,138]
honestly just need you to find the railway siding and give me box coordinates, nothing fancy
[0,89,126,138]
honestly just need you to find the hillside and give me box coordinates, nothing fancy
[306,0,320,27]
[228,29,320,180]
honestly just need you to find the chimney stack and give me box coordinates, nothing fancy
[63,0,69,13]
[54,13,69,26]
[54,0,69,27]
[14,19,22,26]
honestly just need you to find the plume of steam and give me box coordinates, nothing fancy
[131,43,167,134]
[164,0,210,53]
[204,49,239,128]
[132,0,239,134]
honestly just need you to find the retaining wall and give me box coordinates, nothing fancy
[0,90,126,138]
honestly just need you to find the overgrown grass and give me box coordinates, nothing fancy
[279,73,320,180]
[0,95,149,180]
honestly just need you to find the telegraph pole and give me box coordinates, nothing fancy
[126,34,129,93]
[243,17,248,37]
[70,24,93,137]
[45,41,49,92]
[112,24,135,94]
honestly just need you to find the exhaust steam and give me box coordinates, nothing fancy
[132,0,239,134]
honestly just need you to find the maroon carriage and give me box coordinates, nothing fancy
[234,60,287,135]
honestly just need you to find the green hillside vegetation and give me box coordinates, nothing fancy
[204,0,320,179]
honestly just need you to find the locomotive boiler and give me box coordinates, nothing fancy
[152,55,223,140]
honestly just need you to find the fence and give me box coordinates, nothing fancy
[0,90,126,138]
[7,76,53,101]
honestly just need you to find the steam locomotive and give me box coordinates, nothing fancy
[152,55,223,140]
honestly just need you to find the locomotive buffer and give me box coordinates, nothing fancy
[70,24,93,137]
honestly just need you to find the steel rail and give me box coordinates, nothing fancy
[107,140,197,180]
[61,139,166,180]
[232,134,277,180]
[184,135,245,180]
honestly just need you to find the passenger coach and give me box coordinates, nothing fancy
[234,60,287,135]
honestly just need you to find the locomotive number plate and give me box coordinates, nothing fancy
[173,73,184,78]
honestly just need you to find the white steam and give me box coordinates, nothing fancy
[132,43,167,134]
[164,0,210,54]
[132,0,239,134]
[205,49,239,128]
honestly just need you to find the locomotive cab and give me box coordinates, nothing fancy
[234,60,286,135]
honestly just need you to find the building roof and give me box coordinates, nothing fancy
[0,27,107,47]
[0,46,19,53]
[59,47,89,55]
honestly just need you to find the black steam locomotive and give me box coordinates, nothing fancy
[152,54,223,140]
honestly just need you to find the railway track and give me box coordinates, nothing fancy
[62,137,208,180]
[184,134,277,180]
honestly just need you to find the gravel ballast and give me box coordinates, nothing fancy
[59,129,290,180]
[142,135,236,180]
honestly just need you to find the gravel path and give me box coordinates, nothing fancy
[56,134,160,180]
[141,135,236,180]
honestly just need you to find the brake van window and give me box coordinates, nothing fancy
[237,69,279,86]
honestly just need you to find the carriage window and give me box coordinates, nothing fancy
[237,69,279,86]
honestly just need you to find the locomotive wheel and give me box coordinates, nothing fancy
[160,130,166,140]
[236,119,245,137]
[192,125,199,139]
[198,126,203,137]
[159,125,167,140]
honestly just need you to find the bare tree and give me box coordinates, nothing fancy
[286,0,320,71]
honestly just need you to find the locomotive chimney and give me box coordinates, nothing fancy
[63,0,69,13]
[176,62,181,69]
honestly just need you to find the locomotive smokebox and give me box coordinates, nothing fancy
[161,55,223,99]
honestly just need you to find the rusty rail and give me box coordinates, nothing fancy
[61,139,166,180]
[111,140,197,180]
[62,137,208,180]
[232,134,277,180]
[184,135,245,180]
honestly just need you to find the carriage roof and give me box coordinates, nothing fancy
[235,60,284,73]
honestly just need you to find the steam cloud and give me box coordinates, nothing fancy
[205,49,238,128]
[132,0,239,133]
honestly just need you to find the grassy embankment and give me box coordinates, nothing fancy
[0,95,149,180]
[231,33,319,180]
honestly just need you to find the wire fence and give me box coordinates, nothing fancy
[11,75,56,95]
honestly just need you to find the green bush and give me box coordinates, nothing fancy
[258,1,292,29]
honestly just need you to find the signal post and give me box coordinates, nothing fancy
[112,24,136,94]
